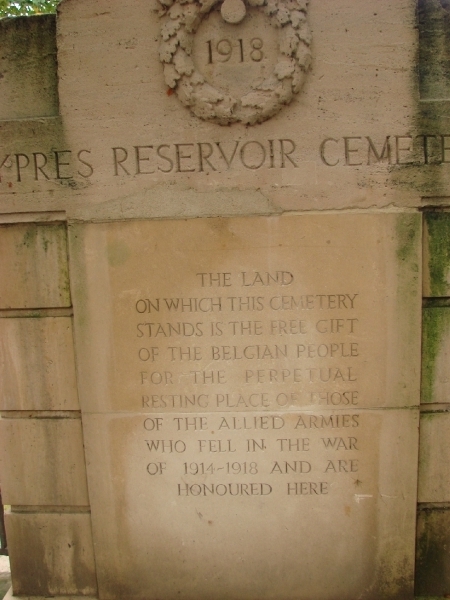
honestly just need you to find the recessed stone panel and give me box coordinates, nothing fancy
[415,506,450,598]
[70,213,421,599]
[422,307,450,404]
[0,223,70,309]
[423,212,450,298]
[5,512,97,597]
[0,418,89,506]
[418,411,450,503]
[0,317,79,411]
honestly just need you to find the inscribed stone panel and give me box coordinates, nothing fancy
[70,213,421,599]
[51,0,423,219]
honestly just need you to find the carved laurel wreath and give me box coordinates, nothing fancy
[158,0,312,125]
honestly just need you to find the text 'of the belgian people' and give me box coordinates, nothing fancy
[134,270,361,411]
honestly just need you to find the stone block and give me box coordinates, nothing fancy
[418,411,450,503]
[422,307,450,404]
[415,507,450,597]
[0,15,58,120]
[423,212,450,298]
[52,0,425,220]
[0,317,79,411]
[69,213,421,599]
[5,512,97,597]
[0,418,89,506]
[0,223,70,309]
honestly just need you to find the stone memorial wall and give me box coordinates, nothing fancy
[0,1,449,599]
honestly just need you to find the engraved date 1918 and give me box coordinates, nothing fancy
[206,38,264,64]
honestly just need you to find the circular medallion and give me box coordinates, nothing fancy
[158,0,312,125]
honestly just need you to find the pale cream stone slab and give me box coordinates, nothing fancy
[70,213,421,599]
[51,0,424,220]
[5,512,97,597]
[83,408,418,600]
[0,418,89,506]
[0,317,79,411]
[418,411,450,503]
[70,214,421,414]
[0,223,70,309]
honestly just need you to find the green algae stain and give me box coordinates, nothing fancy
[20,223,37,249]
[67,225,89,331]
[421,308,450,402]
[391,214,422,404]
[55,225,71,306]
[415,525,443,596]
[395,214,421,322]
[425,212,450,297]
[396,213,421,268]
[40,230,50,253]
